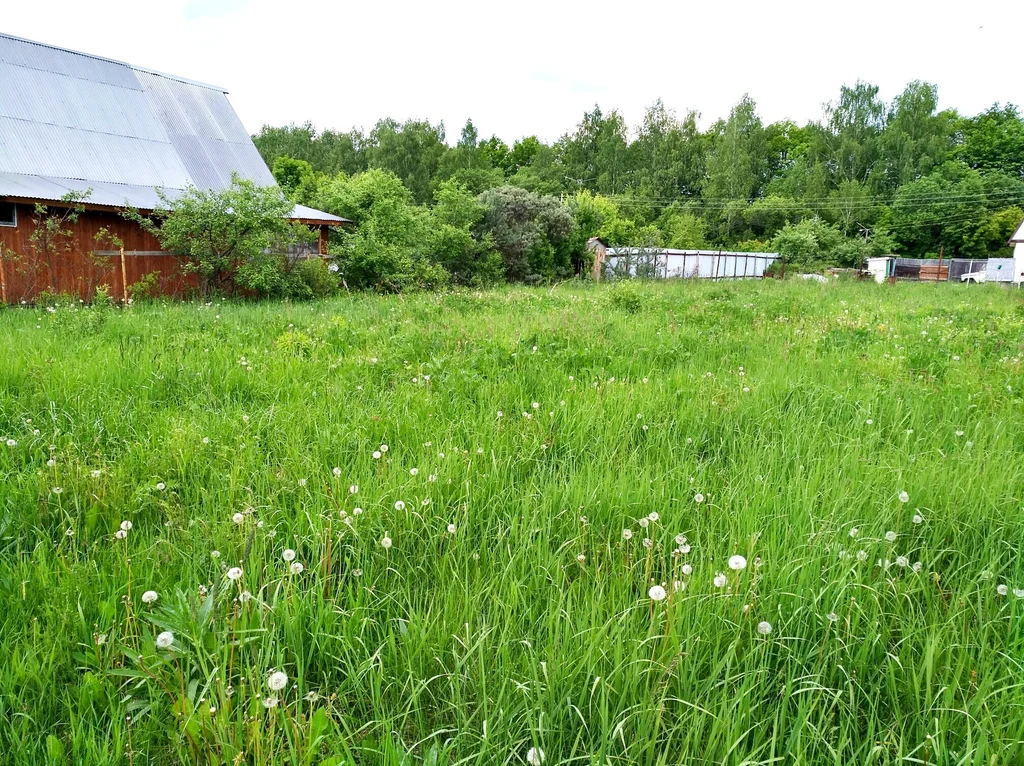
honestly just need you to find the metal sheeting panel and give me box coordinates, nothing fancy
[0,172,173,209]
[986,258,1014,282]
[0,33,340,223]
[135,70,274,191]
[0,33,272,200]
[0,33,141,90]
[290,204,346,223]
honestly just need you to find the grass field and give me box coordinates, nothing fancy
[1,279,1024,765]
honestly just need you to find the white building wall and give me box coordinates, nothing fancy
[1014,242,1024,285]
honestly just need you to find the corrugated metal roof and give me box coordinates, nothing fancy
[0,33,343,224]
[290,204,346,224]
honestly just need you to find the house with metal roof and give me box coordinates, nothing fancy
[1011,218,1024,286]
[0,32,345,302]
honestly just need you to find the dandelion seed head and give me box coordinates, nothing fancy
[282,549,296,562]
[156,631,174,649]
[289,562,304,575]
[885,531,897,542]
[728,555,747,571]
[381,535,392,550]
[649,585,667,601]
[713,573,727,588]
[232,512,244,525]
[997,584,1008,596]
[141,590,159,604]
[757,621,772,635]
[268,671,288,691]
[898,491,909,503]
[622,529,633,540]
[156,482,166,491]
[394,500,406,511]
[227,567,243,581]
[694,493,705,504]
[526,747,545,765]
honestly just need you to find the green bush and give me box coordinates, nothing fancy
[293,258,340,298]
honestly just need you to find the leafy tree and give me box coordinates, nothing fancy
[136,178,306,297]
[631,100,707,200]
[704,95,769,235]
[253,122,366,176]
[271,156,319,204]
[876,81,953,190]
[819,81,887,187]
[365,119,448,204]
[428,180,502,285]
[315,169,446,291]
[956,104,1024,179]
[562,106,631,194]
[658,206,708,248]
[479,186,575,282]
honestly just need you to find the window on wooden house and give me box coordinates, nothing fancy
[0,202,16,227]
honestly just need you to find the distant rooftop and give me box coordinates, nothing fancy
[0,33,344,224]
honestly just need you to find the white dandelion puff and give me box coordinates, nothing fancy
[898,491,909,503]
[757,621,772,635]
[713,573,727,588]
[227,567,243,581]
[526,747,545,765]
[381,535,392,550]
[694,493,705,504]
[649,585,667,601]
[282,549,296,562]
[885,530,897,542]
[728,555,747,571]
[268,671,288,691]
[997,584,1008,596]
[141,590,159,604]
[622,529,633,541]
[394,500,406,511]
[289,562,304,575]
[232,512,244,525]
[156,631,174,649]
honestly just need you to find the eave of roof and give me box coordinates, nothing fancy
[0,173,349,225]
[1010,218,1024,245]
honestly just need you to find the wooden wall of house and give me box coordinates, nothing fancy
[0,203,196,303]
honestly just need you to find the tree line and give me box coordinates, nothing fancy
[252,81,1024,288]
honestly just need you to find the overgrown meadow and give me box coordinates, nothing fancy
[1,280,1023,765]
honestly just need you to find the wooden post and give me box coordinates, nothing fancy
[0,246,7,304]
[120,246,128,303]
[319,225,329,256]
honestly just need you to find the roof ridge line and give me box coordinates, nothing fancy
[0,31,228,93]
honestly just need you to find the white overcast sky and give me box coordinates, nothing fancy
[5,0,1022,144]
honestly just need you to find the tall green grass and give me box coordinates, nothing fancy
[1,279,1023,765]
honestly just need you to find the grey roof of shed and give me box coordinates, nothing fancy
[0,33,345,225]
